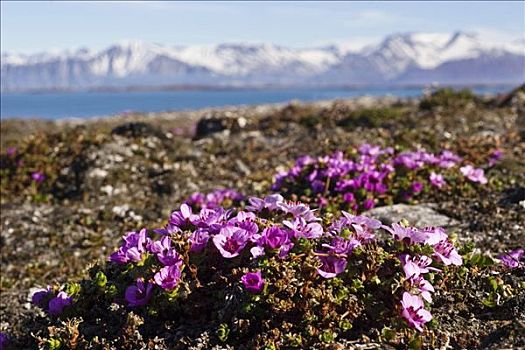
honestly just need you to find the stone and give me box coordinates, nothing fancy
[194,114,249,139]
[111,122,165,139]
[365,203,459,228]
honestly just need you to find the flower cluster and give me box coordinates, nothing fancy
[316,212,380,278]
[272,144,489,212]
[107,226,184,305]
[386,224,462,331]
[32,194,467,341]
[100,195,324,309]
[184,188,244,210]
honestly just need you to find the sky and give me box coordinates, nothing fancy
[1,1,524,54]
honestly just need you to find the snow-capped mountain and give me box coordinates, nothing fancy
[1,32,524,92]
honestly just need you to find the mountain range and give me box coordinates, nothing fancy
[1,31,524,92]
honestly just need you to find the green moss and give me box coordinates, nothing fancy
[336,107,406,129]
[419,88,477,110]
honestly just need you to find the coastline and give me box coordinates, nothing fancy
[0,94,412,146]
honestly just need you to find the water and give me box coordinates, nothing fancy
[0,86,512,120]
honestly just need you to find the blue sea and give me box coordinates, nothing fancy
[0,86,513,120]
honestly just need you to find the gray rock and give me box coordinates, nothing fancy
[365,203,459,228]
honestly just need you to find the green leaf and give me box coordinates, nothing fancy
[217,323,230,342]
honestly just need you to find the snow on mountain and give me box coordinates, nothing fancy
[1,32,524,92]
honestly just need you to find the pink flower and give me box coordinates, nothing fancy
[31,171,45,183]
[241,270,265,293]
[432,240,462,266]
[385,224,429,245]
[429,172,446,188]
[400,292,432,332]
[399,254,439,277]
[412,276,435,303]
[460,165,488,184]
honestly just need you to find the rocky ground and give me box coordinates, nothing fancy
[1,87,524,349]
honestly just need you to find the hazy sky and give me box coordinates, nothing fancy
[1,1,524,53]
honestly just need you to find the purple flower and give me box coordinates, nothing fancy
[278,201,320,222]
[343,192,355,203]
[362,198,375,210]
[246,194,284,212]
[0,332,8,350]
[189,229,210,253]
[460,165,488,184]
[351,223,376,244]
[148,236,183,266]
[212,226,250,258]
[108,247,130,264]
[123,229,149,250]
[31,171,45,183]
[437,150,462,168]
[186,189,244,209]
[241,270,265,293]
[317,197,328,208]
[31,286,53,310]
[154,265,182,291]
[400,292,432,332]
[488,149,503,167]
[311,180,325,193]
[499,248,524,269]
[261,226,290,250]
[6,146,17,156]
[317,256,347,278]
[358,144,382,156]
[322,236,360,255]
[429,172,446,188]
[48,291,72,315]
[168,204,199,231]
[125,278,153,307]
[283,217,323,239]
[341,212,382,229]
[186,192,205,207]
[411,181,423,193]
[109,229,150,264]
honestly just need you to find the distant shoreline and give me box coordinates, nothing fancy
[0,82,518,95]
